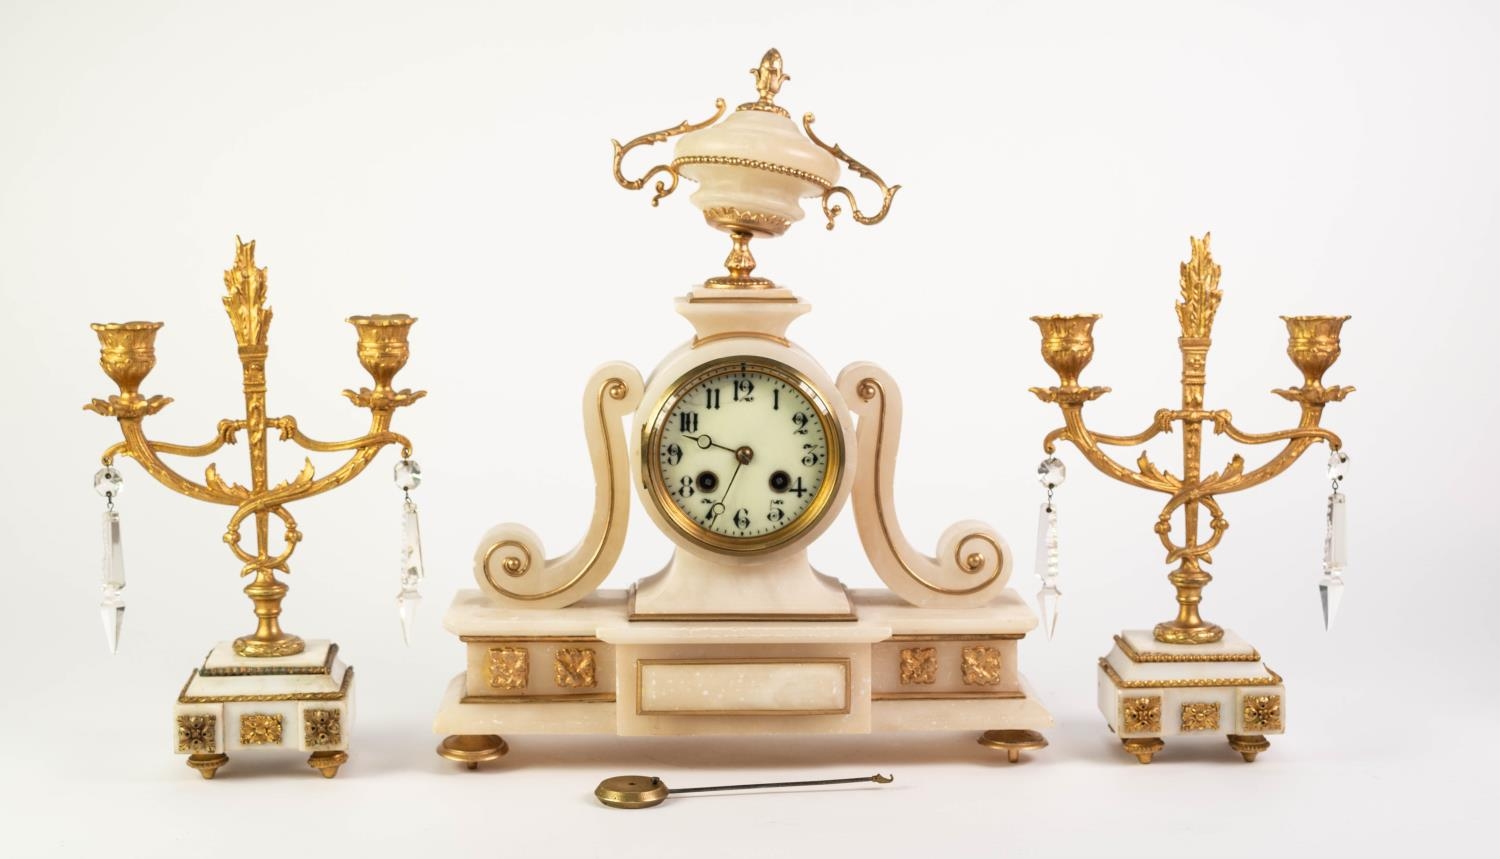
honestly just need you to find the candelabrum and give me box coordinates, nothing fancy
[1029,233,1353,762]
[85,238,427,778]
[86,237,427,657]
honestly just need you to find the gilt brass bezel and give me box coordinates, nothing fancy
[644,356,844,556]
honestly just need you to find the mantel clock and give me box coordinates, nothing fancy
[433,49,1052,768]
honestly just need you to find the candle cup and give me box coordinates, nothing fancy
[1031,314,1102,387]
[1281,315,1350,387]
[92,321,165,399]
[348,314,416,391]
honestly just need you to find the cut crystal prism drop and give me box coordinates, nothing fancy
[1034,501,1060,638]
[1037,457,1066,488]
[1324,491,1347,571]
[393,458,422,491]
[100,507,125,654]
[400,497,425,586]
[1320,489,1347,631]
[397,496,425,645]
[1320,574,1344,631]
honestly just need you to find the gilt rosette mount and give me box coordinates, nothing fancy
[612,48,900,289]
[86,238,426,660]
[1031,233,1353,763]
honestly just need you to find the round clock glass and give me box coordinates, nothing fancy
[645,357,843,554]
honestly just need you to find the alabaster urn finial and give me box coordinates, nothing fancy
[612,48,901,288]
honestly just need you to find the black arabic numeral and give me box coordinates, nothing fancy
[677,476,695,498]
[802,444,820,467]
[705,388,721,409]
[791,411,810,435]
[679,411,698,433]
[733,379,754,402]
[665,443,683,466]
[733,508,751,530]
[789,476,808,498]
[767,499,785,523]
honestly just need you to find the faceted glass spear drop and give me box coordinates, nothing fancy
[1319,574,1344,632]
[1034,457,1065,639]
[1034,502,1060,639]
[1320,491,1347,630]
[395,460,425,645]
[1320,450,1349,631]
[94,467,125,654]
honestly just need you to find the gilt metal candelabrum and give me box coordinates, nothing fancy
[1031,234,1353,646]
[86,237,424,659]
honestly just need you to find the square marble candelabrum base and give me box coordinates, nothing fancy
[1098,629,1284,764]
[172,640,355,779]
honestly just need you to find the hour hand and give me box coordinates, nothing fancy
[682,433,737,454]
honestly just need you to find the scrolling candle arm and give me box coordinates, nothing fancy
[1031,234,1353,645]
[85,238,424,658]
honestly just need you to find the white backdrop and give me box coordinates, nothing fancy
[3,1,1496,856]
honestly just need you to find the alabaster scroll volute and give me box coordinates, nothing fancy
[838,362,1013,608]
[472,362,644,610]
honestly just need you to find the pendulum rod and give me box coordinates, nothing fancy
[670,773,893,795]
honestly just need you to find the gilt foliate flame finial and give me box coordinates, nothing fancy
[736,48,791,117]
[750,48,790,106]
[223,236,272,349]
[1175,233,1222,339]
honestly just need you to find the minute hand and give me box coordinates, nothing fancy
[707,459,743,524]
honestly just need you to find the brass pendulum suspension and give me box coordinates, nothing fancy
[594,772,894,809]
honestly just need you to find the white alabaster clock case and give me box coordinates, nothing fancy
[432,49,1052,769]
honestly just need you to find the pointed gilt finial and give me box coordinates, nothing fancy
[741,48,791,116]
[1175,233,1222,339]
[223,235,272,349]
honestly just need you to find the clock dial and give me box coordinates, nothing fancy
[647,359,842,553]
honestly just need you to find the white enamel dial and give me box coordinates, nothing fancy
[646,358,842,554]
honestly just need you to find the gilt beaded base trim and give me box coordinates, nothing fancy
[1114,635,1259,664]
[178,666,354,703]
[198,643,339,677]
[1099,658,1281,688]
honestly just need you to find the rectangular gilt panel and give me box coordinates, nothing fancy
[636,658,851,715]
[1180,702,1220,732]
[240,713,284,745]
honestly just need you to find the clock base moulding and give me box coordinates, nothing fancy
[172,639,355,779]
[1098,629,1285,764]
[433,588,1051,760]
